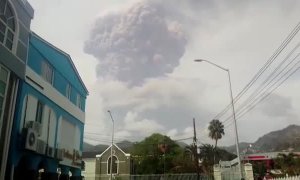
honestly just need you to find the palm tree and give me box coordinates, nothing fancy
[199,144,215,174]
[208,119,225,149]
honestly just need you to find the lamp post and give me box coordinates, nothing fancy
[108,110,115,180]
[194,59,243,179]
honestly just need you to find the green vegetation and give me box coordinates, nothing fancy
[274,153,300,176]
[129,133,235,175]
[130,133,183,174]
[199,144,237,174]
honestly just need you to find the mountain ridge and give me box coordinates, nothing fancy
[222,124,300,154]
[83,124,300,154]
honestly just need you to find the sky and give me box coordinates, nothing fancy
[27,0,300,147]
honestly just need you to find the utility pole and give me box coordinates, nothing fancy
[194,59,243,179]
[193,118,200,180]
[108,110,115,180]
[163,136,166,179]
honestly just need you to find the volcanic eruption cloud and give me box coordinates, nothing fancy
[84,1,187,86]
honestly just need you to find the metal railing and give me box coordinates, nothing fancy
[83,174,214,180]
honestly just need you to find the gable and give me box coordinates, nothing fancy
[29,32,88,97]
[96,144,130,158]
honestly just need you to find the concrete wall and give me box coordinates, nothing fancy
[82,158,96,179]
[95,145,131,180]
[213,163,254,180]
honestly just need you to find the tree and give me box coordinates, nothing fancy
[199,144,236,174]
[171,145,197,173]
[274,153,300,176]
[208,119,225,149]
[199,144,215,173]
[130,133,183,174]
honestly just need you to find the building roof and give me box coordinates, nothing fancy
[96,144,130,158]
[29,32,89,96]
[241,151,300,161]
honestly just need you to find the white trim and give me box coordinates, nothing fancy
[101,160,126,163]
[96,144,112,158]
[0,65,10,126]
[96,144,130,158]
[41,60,54,85]
[6,0,19,54]
[0,19,15,52]
[25,67,85,123]
[106,155,119,175]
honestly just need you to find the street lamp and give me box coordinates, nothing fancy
[194,59,243,179]
[108,110,115,180]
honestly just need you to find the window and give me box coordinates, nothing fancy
[66,83,71,99]
[59,118,77,151]
[76,94,82,109]
[35,101,44,123]
[0,65,9,132]
[23,95,44,126]
[0,0,15,50]
[107,156,118,174]
[41,61,54,84]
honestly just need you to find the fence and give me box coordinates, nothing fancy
[83,174,214,180]
[213,158,255,180]
[271,176,300,180]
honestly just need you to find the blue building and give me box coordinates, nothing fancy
[6,32,88,180]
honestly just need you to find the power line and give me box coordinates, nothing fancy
[174,137,193,142]
[224,66,300,129]
[213,21,300,121]
[222,50,300,125]
[194,21,300,141]
[224,54,300,126]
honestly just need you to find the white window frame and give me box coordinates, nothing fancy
[35,100,44,124]
[0,64,9,134]
[107,155,119,175]
[0,0,16,51]
[41,60,54,85]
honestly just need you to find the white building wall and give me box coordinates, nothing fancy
[48,108,56,147]
[59,118,76,151]
[82,158,96,179]
[23,95,37,125]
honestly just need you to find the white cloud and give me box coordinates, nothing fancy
[123,111,164,134]
[259,94,294,118]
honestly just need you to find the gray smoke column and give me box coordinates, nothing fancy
[84,1,187,85]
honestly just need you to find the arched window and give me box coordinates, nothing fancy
[107,156,118,174]
[0,0,15,50]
